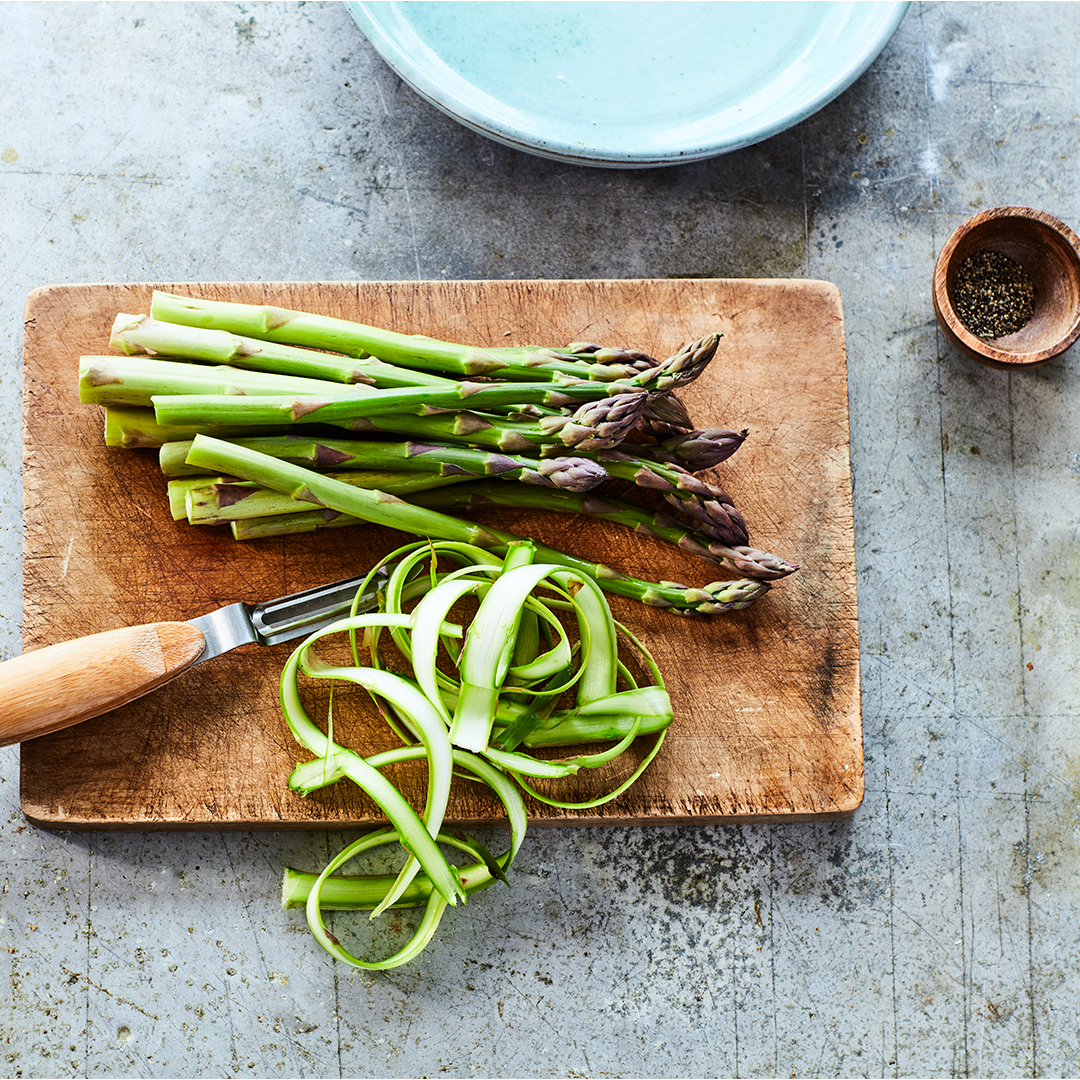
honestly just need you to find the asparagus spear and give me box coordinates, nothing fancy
[216,476,796,580]
[185,435,768,616]
[80,355,371,408]
[409,482,796,579]
[150,290,656,382]
[176,447,608,525]
[103,405,286,448]
[155,391,648,455]
[149,292,725,395]
[178,470,473,525]
[630,334,720,394]
[148,377,643,429]
[104,400,626,458]
[111,313,461,389]
[159,435,608,491]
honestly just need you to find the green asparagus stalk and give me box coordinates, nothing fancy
[155,391,648,455]
[150,290,657,382]
[149,378,642,430]
[177,470,473,525]
[80,355,371,408]
[185,435,769,616]
[160,435,608,491]
[158,435,333,476]
[277,397,689,461]
[104,400,555,456]
[103,404,287,448]
[111,313,461,389]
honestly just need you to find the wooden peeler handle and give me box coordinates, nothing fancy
[0,623,206,747]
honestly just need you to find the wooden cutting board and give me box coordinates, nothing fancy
[20,279,861,830]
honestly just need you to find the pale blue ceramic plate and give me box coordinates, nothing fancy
[345,0,909,168]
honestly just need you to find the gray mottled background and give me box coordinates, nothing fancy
[2,3,1079,1077]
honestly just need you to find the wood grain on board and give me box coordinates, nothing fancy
[21,279,861,829]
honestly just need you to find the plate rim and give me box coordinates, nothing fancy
[346,0,911,168]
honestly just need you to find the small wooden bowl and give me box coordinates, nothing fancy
[932,206,1080,368]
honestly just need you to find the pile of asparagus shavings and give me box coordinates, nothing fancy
[278,538,675,968]
[85,291,800,618]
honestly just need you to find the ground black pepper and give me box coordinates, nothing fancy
[953,250,1036,339]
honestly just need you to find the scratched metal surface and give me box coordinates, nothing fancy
[1,3,1078,1076]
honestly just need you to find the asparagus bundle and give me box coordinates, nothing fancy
[155,429,748,546]
[185,434,768,617]
[103,404,748,474]
[82,292,796,616]
[170,446,611,526]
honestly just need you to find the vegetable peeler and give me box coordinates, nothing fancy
[0,570,388,747]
